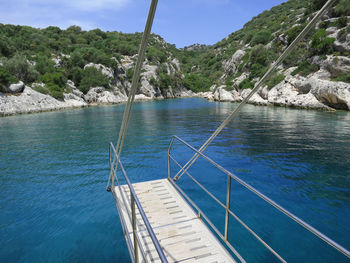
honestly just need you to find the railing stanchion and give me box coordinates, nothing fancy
[224,175,231,241]
[131,195,139,263]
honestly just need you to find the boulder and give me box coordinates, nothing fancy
[223,49,245,75]
[213,86,236,102]
[267,81,330,110]
[7,81,25,93]
[241,88,269,105]
[196,91,214,100]
[308,77,350,110]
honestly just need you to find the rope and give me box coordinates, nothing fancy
[107,0,158,188]
[174,0,336,181]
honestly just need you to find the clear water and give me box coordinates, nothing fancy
[0,98,349,262]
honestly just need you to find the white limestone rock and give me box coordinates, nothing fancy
[196,91,214,101]
[223,50,245,75]
[7,81,25,93]
[0,86,86,116]
[241,88,269,105]
[134,94,152,101]
[213,86,236,102]
[84,63,114,79]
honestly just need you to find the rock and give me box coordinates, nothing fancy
[0,86,87,116]
[84,63,114,79]
[52,57,62,67]
[334,34,350,53]
[233,73,249,88]
[196,91,214,100]
[140,64,159,98]
[267,82,330,110]
[84,87,127,104]
[241,88,269,105]
[134,94,152,101]
[258,86,269,100]
[6,81,25,93]
[174,87,195,97]
[308,77,350,110]
[213,86,236,102]
[223,49,245,75]
[311,55,350,77]
[63,92,87,107]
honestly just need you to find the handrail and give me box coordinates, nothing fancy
[110,142,168,263]
[168,135,350,260]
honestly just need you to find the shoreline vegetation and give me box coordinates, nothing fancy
[1,0,350,116]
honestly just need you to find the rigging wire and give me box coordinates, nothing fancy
[107,0,158,188]
[173,0,337,182]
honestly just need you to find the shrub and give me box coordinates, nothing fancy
[291,61,320,77]
[79,67,110,93]
[335,17,347,29]
[251,30,272,46]
[332,72,350,83]
[3,54,39,83]
[238,78,254,90]
[0,66,18,88]
[34,55,55,75]
[310,29,335,55]
[126,68,134,81]
[334,0,350,17]
[286,25,303,43]
[266,74,285,89]
[40,71,67,100]
[183,73,211,92]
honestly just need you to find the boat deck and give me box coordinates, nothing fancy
[114,178,235,263]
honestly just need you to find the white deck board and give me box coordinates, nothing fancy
[114,179,235,263]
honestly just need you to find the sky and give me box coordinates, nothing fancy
[0,0,287,48]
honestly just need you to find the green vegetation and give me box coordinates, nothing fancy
[79,67,110,94]
[183,73,211,92]
[291,61,320,77]
[40,71,67,99]
[0,0,349,97]
[266,74,285,89]
[310,29,335,55]
[332,71,350,83]
[239,79,255,90]
[0,66,18,91]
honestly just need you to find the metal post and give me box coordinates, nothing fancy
[167,152,171,180]
[224,175,231,241]
[131,195,139,263]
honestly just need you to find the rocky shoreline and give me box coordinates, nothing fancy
[0,84,195,117]
[196,66,350,111]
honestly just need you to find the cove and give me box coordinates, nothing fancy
[0,98,349,262]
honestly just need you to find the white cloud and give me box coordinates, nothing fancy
[0,0,132,30]
[30,0,131,11]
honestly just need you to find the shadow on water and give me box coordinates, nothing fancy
[0,98,349,262]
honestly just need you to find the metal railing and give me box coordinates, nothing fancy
[109,142,168,263]
[168,135,350,262]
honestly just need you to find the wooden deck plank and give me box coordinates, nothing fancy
[114,179,235,263]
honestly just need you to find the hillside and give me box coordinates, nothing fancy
[0,0,350,115]
[177,0,350,110]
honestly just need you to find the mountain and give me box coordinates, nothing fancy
[0,0,350,115]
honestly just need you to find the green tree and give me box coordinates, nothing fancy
[0,66,18,91]
[251,30,272,46]
[40,71,67,100]
[79,67,110,93]
[310,29,335,55]
[3,54,38,83]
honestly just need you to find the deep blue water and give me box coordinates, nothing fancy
[0,98,349,262]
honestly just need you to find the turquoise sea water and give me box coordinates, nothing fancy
[0,98,349,262]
